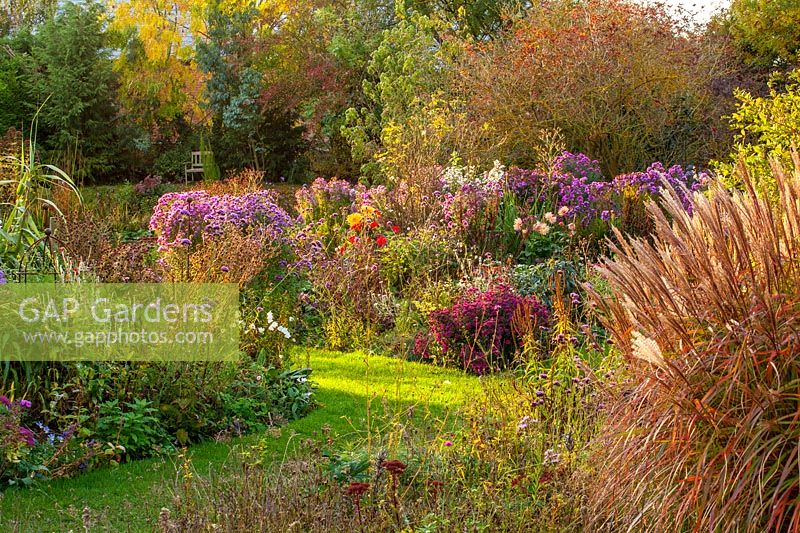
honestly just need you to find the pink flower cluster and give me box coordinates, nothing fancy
[133,174,163,195]
[294,177,389,225]
[450,154,708,227]
[1,395,35,448]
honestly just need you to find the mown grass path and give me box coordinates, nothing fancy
[0,349,478,532]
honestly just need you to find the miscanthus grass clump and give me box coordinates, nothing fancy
[586,159,800,532]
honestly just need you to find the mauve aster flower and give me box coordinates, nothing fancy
[150,189,292,253]
[19,427,35,446]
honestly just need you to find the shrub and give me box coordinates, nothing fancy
[377,227,457,294]
[0,396,37,481]
[56,206,163,282]
[419,284,549,373]
[199,169,265,196]
[93,399,173,460]
[216,366,315,435]
[0,358,318,475]
[309,225,387,350]
[149,188,296,286]
[132,174,162,195]
[0,392,111,486]
[455,0,726,175]
[716,69,800,199]
[440,156,706,263]
[153,145,191,182]
[512,259,586,310]
[586,162,800,531]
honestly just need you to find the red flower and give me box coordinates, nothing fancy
[391,225,400,234]
[346,481,370,498]
[369,220,379,229]
[376,235,388,247]
[382,460,407,475]
[348,235,357,244]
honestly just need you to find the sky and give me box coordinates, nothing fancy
[649,0,730,23]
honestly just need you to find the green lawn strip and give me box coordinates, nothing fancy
[0,349,478,532]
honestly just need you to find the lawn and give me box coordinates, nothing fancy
[0,349,478,532]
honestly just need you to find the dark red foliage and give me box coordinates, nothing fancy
[419,285,549,374]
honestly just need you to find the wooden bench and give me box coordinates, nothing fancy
[184,151,210,183]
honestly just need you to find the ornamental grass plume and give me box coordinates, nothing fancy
[586,157,800,532]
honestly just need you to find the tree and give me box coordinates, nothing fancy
[0,0,58,37]
[454,0,728,175]
[26,2,121,182]
[0,30,36,133]
[727,0,800,68]
[110,0,209,139]
[341,8,458,181]
[409,0,521,40]
[195,1,308,178]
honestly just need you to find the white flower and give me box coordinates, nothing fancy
[544,212,557,224]
[483,160,506,188]
[257,327,265,335]
[543,448,561,466]
[268,322,278,331]
[266,311,274,323]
